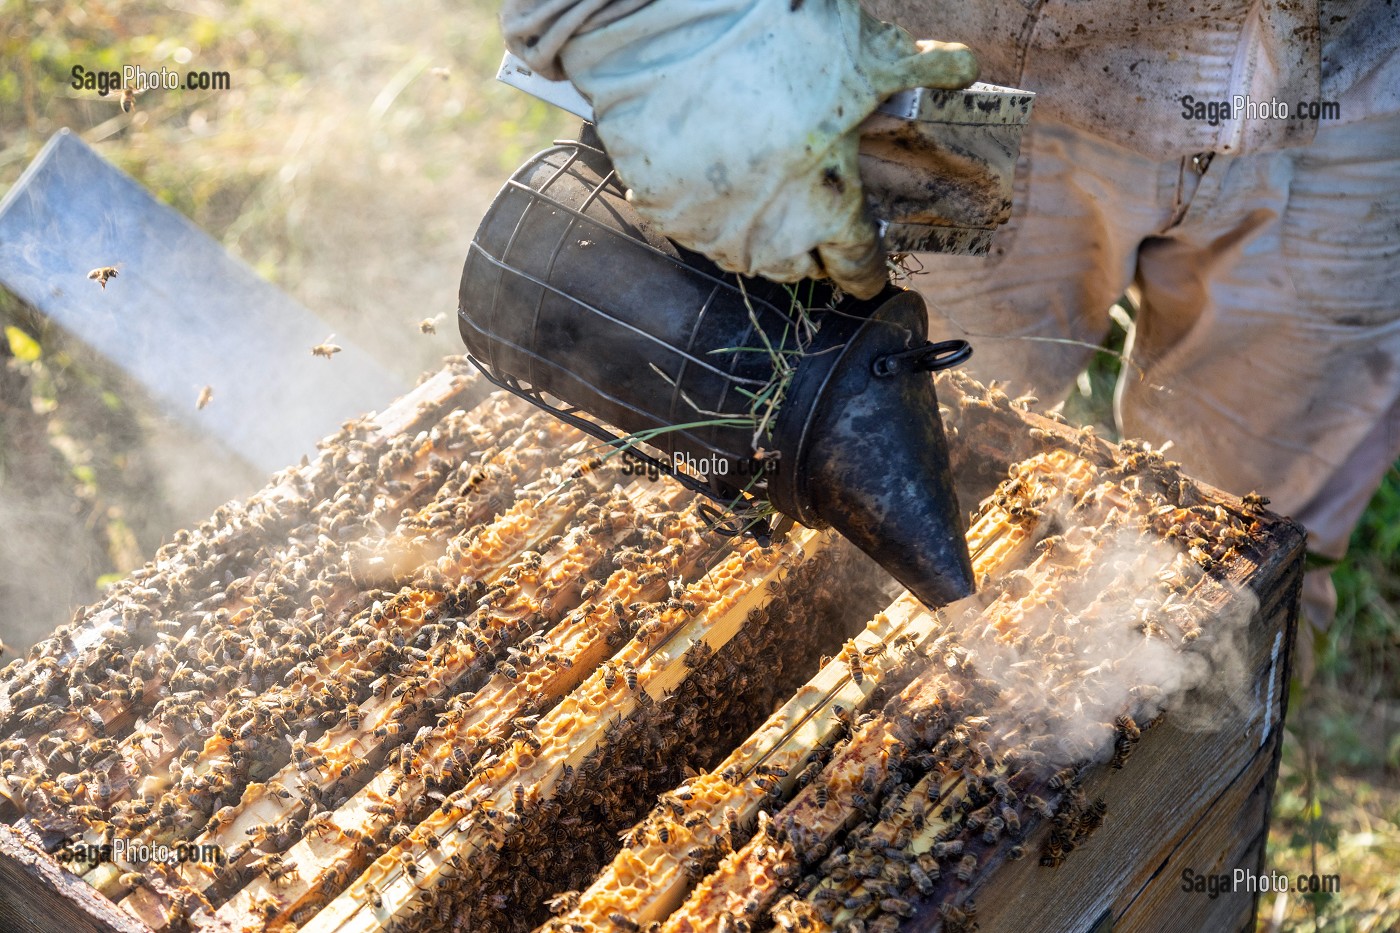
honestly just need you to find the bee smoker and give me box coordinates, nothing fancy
[457,63,1032,609]
[457,135,966,607]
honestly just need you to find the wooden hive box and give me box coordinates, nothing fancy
[916,373,1301,933]
[0,364,1300,933]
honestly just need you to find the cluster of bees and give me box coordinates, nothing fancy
[0,364,1270,933]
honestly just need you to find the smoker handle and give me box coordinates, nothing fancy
[872,339,973,377]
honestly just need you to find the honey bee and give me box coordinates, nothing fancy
[608,912,640,932]
[724,805,742,842]
[364,880,383,909]
[602,662,618,690]
[196,385,214,410]
[955,853,977,883]
[92,772,112,809]
[311,336,343,359]
[81,707,107,737]
[255,853,300,885]
[932,839,963,859]
[939,901,977,933]
[338,755,372,779]
[622,660,639,692]
[87,266,119,289]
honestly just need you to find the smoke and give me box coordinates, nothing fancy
[943,465,1259,776]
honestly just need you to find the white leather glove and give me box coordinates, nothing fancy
[559,0,978,299]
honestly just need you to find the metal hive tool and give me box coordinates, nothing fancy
[458,131,977,610]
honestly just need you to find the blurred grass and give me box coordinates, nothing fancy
[1,2,1397,928]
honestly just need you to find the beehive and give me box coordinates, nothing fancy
[0,361,1301,933]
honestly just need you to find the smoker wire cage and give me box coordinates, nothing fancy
[459,131,977,607]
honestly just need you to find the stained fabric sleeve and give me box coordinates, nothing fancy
[500,0,658,80]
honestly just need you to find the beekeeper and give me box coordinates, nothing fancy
[499,0,1400,650]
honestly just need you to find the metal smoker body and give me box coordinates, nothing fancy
[457,60,1034,609]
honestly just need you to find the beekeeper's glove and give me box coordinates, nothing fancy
[558,0,977,298]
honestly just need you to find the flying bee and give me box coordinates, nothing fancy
[418,315,443,335]
[311,335,343,359]
[87,266,119,289]
[196,385,214,410]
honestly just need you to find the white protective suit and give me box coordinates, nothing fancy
[501,0,1400,644]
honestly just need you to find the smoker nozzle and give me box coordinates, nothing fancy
[458,134,975,608]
